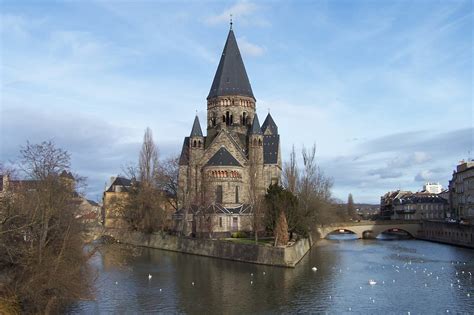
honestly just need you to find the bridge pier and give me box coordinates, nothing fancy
[362,231,375,239]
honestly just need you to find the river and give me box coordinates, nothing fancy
[71,238,474,314]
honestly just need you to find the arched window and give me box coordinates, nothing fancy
[253,138,257,146]
[243,112,247,125]
[258,139,262,146]
[198,140,202,148]
[225,111,230,126]
[193,140,197,147]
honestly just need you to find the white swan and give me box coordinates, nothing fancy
[312,267,317,271]
[148,274,152,280]
[369,279,377,285]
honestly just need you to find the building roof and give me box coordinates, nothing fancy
[263,135,280,164]
[207,28,255,100]
[106,176,132,192]
[261,113,278,135]
[179,137,190,165]
[206,147,242,167]
[60,170,74,180]
[190,115,203,137]
[250,114,263,135]
[394,192,448,205]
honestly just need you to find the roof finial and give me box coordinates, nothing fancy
[268,107,270,114]
[230,14,233,30]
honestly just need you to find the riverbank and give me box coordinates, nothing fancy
[105,229,312,268]
[419,221,474,249]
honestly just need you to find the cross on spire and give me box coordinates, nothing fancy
[230,14,233,30]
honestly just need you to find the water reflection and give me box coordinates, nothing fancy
[71,240,474,314]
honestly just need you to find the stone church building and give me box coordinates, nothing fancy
[175,25,281,237]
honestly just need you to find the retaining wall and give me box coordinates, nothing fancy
[106,229,312,268]
[419,221,474,248]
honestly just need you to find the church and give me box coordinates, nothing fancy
[175,24,281,237]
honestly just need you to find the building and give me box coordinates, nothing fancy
[175,25,282,237]
[380,190,411,219]
[1,171,102,226]
[102,176,176,229]
[391,192,448,221]
[423,182,443,194]
[103,176,132,228]
[449,161,474,221]
[380,185,449,221]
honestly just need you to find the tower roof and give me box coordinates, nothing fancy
[207,28,255,100]
[261,113,278,135]
[250,114,263,135]
[206,147,242,167]
[190,115,203,137]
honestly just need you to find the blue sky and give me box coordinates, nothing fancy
[1,0,472,203]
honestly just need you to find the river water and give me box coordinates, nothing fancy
[71,238,474,314]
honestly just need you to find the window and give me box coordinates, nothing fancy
[235,186,239,203]
[216,185,223,203]
[219,217,223,228]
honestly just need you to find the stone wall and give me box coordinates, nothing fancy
[106,229,312,268]
[419,221,474,248]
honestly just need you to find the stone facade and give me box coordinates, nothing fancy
[176,27,281,236]
[449,161,474,221]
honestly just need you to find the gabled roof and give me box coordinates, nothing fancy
[263,134,280,164]
[206,147,242,167]
[190,115,203,137]
[261,113,278,135]
[106,176,132,192]
[207,28,254,100]
[250,114,262,135]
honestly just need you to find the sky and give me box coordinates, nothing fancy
[1,0,472,204]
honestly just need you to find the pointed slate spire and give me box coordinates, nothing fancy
[207,27,255,100]
[250,114,262,135]
[190,115,203,137]
[261,113,278,135]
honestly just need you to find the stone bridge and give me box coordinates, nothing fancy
[316,220,422,239]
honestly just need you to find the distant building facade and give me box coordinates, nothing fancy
[449,161,474,221]
[175,26,281,237]
[423,182,443,194]
[380,186,448,221]
[103,176,132,228]
[391,192,448,220]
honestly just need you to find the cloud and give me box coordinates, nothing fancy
[237,36,265,56]
[414,170,435,182]
[367,168,403,179]
[205,1,269,27]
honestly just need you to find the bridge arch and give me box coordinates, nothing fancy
[374,227,414,239]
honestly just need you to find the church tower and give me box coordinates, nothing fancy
[206,25,256,144]
[176,24,282,237]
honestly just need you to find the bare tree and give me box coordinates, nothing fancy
[121,128,167,233]
[139,127,159,184]
[248,157,263,243]
[282,145,299,194]
[0,141,92,313]
[157,155,179,211]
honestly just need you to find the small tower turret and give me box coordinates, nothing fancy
[249,114,264,194]
[189,115,204,150]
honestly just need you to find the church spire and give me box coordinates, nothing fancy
[207,27,255,100]
[250,114,262,135]
[190,115,203,137]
